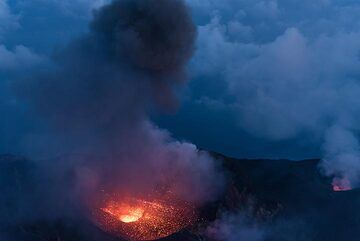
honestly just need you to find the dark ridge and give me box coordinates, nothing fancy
[1,154,360,241]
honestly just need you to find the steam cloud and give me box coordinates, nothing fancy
[206,212,265,241]
[186,0,360,188]
[205,211,308,241]
[6,0,223,228]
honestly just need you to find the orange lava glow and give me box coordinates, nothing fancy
[102,204,144,223]
[91,196,197,240]
[332,177,352,192]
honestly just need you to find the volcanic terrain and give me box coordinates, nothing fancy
[1,153,359,241]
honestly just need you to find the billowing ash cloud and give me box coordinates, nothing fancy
[19,0,196,128]
[9,0,223,224]
[185,0,360,188]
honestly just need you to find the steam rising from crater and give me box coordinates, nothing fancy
[12,0,223,222]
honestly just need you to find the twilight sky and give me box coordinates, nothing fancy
[2,0,360,162]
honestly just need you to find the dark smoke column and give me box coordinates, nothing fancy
[89,0,197,110]
[0,4,223,240]
[14,0,222,208]
[18,0,196,132]
[92,0,196,76]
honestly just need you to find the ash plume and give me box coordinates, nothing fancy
[19,0,196,130]
[6,0,223,230]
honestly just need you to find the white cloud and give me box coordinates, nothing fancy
[189,0,360,186]
[49,0,110,16]
[0,0,19,37]
[0,45,44,71]
[0,2,45,73]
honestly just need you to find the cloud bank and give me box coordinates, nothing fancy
[2,0,360,195]
[182,0,360,187]
[0,0,19,37]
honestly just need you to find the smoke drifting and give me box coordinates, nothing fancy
[7,0,223,231]
[185,0,360,189]
[320,125,360,189]
[206,212,265,241]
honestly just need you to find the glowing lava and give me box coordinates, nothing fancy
[332,177,352,192]
[101,203,144,223]
[91,196,197,240]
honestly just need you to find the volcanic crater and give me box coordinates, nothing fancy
[1,153,360,241]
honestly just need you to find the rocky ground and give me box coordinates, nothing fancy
[1,154,360,241]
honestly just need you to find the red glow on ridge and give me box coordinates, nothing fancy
[332,177,352,192]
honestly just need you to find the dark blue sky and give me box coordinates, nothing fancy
[2,0,360,163]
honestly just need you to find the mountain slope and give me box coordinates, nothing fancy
[1,154,359,241]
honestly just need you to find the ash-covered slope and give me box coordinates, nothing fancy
[1,154,360,241]
[215,154,360,241]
